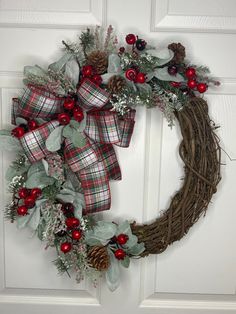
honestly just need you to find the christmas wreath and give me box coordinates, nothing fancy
[1,26,221,291]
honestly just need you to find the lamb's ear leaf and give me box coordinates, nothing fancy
[105,249,120,292]
[45,126,64,152]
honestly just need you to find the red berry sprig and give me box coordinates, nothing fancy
[65,217,80,229]
[17,205,28,216]
[114,248,126,260]
[16,187,42,214]
[197,82,208,93]
[116,234,129,245]
[60,242,72,254]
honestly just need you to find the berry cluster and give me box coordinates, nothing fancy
[58,203,83,254]
[113,233,129,260]
[170,67,207,94]
[81,65,103,86]
[17,187,42,216]
[11,119,38,138]
[57,97,84,125]
[125,68,146,84]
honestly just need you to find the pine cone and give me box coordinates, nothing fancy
[86,50,108,74]
[168,43,186,64]
[87,246,110,271]
[107,75,127,94]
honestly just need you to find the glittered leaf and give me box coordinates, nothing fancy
[154,67,184,82]
[121,256,130,268]
[71,131,86,148]
[105,249,120,291]
[26,171,55,189]
[127,242,145,256]
[107,54,122,74]
[48,52,73,72]
[0,135,22,152]
[65,59,80,87]
[45,125,64,152]
[94,221,117,240]
[146,48,174,66]
[16,117,28,125]
[24,65,46,78]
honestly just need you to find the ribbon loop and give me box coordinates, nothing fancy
[20,120,59,163]
[77,79,110,110]
[85,110,121,144]
[18,85,64,119]
[64,139,98,173]
[11,98,20,125]
[115,109,136,147]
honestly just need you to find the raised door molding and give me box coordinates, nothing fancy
[0,0,107,28]
[151,0,236,33]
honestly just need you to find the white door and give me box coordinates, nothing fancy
[0,1,236,313]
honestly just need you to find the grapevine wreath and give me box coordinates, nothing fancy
[1,26,221,291]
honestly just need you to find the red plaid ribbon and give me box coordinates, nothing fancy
[77,79,110,110]
[84,109,136,147]
[12,79,135,214]
[20,120,59,163]
[18,85,64,119]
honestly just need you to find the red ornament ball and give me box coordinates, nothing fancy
[30,188,42,199]
[17,205,28,216]
[58,112,71,125]
[125,34,136,45]
[65,217,80,229]
[171,81,181,88]
[92,74,103,86]
[28,120,38,131]
[72,229,82,240]
[187,79,197,89]
[117,234,129,245]
[82,65,93,77]
[60,242,72,254]
[125,68,137,81]
[64,97,75,110]
[24,195,36,209]
[11,126,25,138]
[73,107,84,122]
[136,72,146,84]
[185,67,196,79]
[114,248,126,260]
[197,83,208,93]
[18,187,29,199]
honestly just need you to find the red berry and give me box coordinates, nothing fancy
[117,234,129,245]
[65,217,80,229]
[61,203,74,215]
[92,74,103,86]
[60,242,72,253]
[135,39,147,51]
[171,81,181,88]
[82,65,93,77]
[119,47,125,54]
[71,229,82,240]
[30,188,42,199]
[126,34,136,45]
[28,120,38,131]
[136,72,146,84]
[114,249,126,260]
[168,65,178,76]
[11,126,25,138]
[18,187,29,199]
[64,97,75,110]
[17,205,28,216]
[187,79,197,89]
[24,195,36,209]
[58,112,71,125]
[73,107,84,122]
[185,67,196,79]
[197,83,207,93]
[125,68,137,81]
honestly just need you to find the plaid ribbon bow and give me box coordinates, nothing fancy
[13,79,135,214]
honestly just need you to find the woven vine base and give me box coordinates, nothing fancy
[132,97,221,256]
